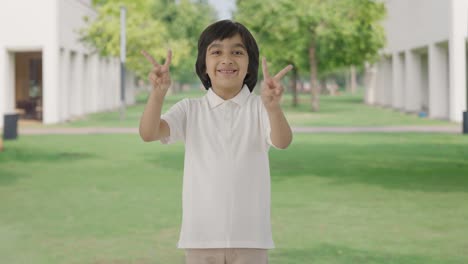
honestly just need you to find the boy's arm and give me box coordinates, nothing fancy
[261,57,293,149]
[139,49,172,142]
[139,91,170,142]
[266,106,292,149]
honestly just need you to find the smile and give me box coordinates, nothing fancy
[217,69,237,74]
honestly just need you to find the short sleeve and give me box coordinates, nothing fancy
[259,98,281,150]
[160,99,188,144]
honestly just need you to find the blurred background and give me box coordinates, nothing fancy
[0,0,467,263]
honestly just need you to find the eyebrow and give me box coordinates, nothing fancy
[208,43,247,51]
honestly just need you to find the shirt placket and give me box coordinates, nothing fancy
[225,102,233,140]
[224,101,234,245]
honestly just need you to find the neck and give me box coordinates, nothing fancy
[211,85,243,100]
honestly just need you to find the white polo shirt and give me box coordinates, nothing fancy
[160,84,278,249]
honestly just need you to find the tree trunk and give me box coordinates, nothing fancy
[290,66,298,107]
[351,65,357,94]
[309,41,319,111]
[364,62,377,104]
[345,69,351,93]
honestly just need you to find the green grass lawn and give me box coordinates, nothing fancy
[24,88,457,128]
[281,92,457,127]
[1,133,467,263]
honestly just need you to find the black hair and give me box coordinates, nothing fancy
[195,20,259,91]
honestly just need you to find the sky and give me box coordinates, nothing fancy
[208,0,236,20]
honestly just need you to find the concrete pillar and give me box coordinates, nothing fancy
[392,52,405,109]
[405,50,421,112]
[383,57,393,107]
[75,52,84,116]
[448,0,467,122]
[89,54,99,113]
[109,58,116,109]
[420,52,429,112]
[42,0,59,125]
[0,51,12,111]
[112,58,119,108]
[99,57,106,111]
[69,51,78,117]
[429,43,449,119]
[375,60,385,105]
[107,58,114,110]
[43,45,60,124]
[82,54,90,114]
[102,58,108,110]
[105,58,111,110]
[0,49,16,127]
[103,58,108,110]
[115,59,119,107]
[0,48,5,127]
[59,48,70,121]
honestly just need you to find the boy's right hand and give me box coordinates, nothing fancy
[141,49,172,95]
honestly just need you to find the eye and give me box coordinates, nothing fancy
[210,50,221,55]
[233,50,244,55]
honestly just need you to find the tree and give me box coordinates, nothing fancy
[152,0,216,88]
[235,0,308,107]
[315,0,386,95]
[81,0,216,87]
[235,0,386,111]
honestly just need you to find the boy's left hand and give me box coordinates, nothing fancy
[261,57,293,112]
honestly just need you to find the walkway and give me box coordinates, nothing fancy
[18,125,462,135]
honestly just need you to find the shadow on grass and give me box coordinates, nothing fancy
[0,144,96,185]
[141,135,468,193]
[0,147,95,163]
[271,244,461,264]
[0,168,27,185]
[269,137,468,193]
[6,133,459,194]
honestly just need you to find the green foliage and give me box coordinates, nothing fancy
[235,0,309,76]
[315,0,387,73]
[151,0,216,83]
[235,0,386,76]
[80,0,216,83]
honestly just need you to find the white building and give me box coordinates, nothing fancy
[365,0,467,122]
[0,0,136,127]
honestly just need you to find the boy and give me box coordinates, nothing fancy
[139,20,292,264]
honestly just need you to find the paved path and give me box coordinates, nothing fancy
[18,125,462,135]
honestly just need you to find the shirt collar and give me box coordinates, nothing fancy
[207,84,251,109]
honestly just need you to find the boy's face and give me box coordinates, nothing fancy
[205,34,249,92]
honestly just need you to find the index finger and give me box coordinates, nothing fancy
[141,50,159,67]
[274,64,293,81]
[163,49,172,67]
[262,57,271,79]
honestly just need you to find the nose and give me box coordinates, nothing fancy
[221,54,234,64]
